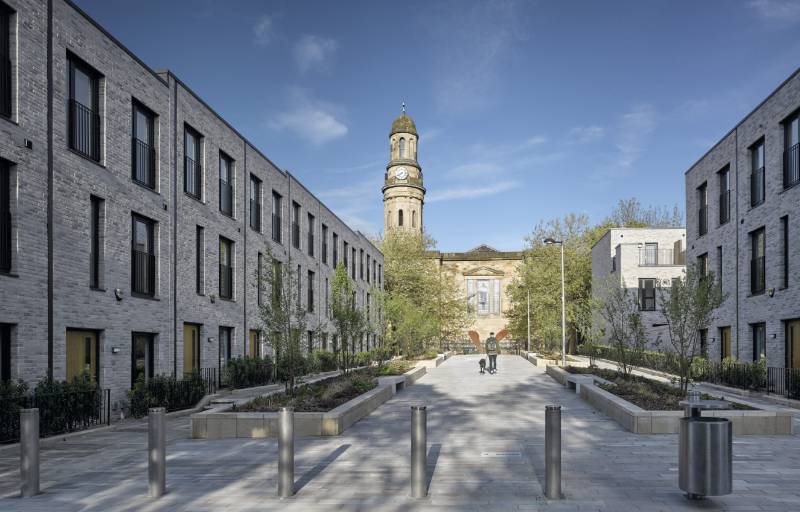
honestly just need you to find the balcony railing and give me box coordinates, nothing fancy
[750,166,765,206]
[219,179,233,216]
[638,248,678,266]
[132,249,156,296]
[750,256,765,295]
[0,57,10,118]
[785,143,800,189]
[250,200,261,231]
[132,138,156,189]
[0,210,10,272]
[69,99,100,162]
[698,205,708,236]
[292,221,300,248]
[219,263,233,299]
[719,190,730,225]
[184,156,202,199]
[272,213,281,243]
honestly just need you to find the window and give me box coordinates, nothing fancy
[398,209,404,227]
[1,324,10,382]
[638,278,656,311]
[307,213,315,256]
[784,110,799,189]
[372,260,376,284]
[643,243,658,266]
[131,333,154,387]
[291,202,301,249]
[307,331,314,354]
[720,326,732,360]
[343,241,349,270]
[699,329,708,358]
[359,249,364,280]
[90,196,104,289]
[184,125,202,199]
[250,175,261,231]
[219,152,234,216]
[131,214,156,296]
[272,259,282,304]
[68,55,100,161]
[752,322,766,361]
[716,246,723,292]
[781,216,789,288]
[366,254,370,283]
[412,210,416,228]
[378,264,382,286]
[0,4,11,118]
[272,191,282,243]
[399,137,406,158]
[0,159,9,273]
[697,253,708,278]
[66,330,98,382]
[249,330,261,358]
[132,101,156,189]
[297,265,302,306]
[750,139,765,207]
[321,224,328,264]
[257,252,263,306]
[321,332,327,351]
[325,277,329,317]
[307,270,315,312]
[697,182,707,236]
[351,247,356,278]
[750,228,765,295]
[467,278,501,315]
[333,233,339,267]
[611,255,616,272]
[219,326,233,369]
[219,237,233,300]
[718,165,730,225]
[196,226,204,295]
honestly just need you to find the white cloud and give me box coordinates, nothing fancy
[252,16,275,46]
[526,135,548,145]
[567,125,605,144]
[270,89,348,146]
[427,180,518,203]
[615,103,656,169]
[749,0,800,22]
[294,35,339,74]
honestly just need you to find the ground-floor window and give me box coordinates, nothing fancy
[249,329,260,358]
[752,322,766,361]
[131,332,154,387]
[66,329,99,382]
[698,329,708,358]
[219,326,233,371]
[183,323,201,375]
[719,326,732,360]
[0,323,11,382]
[787,319,800,369]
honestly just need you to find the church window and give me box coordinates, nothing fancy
[467,277,501,315]
[412,210,416,228]
[399,138,406,158]
[398,209,403,227]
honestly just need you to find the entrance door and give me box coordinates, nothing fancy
[183,324,200,374]
[66,330,98,382]
[720,327,732,360]
[249,330,260,358]
[132,333,154,387]
[787,320,800,369]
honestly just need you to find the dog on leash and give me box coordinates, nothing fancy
[479,358,487,374]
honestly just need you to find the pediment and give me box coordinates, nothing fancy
[462,266,505,277]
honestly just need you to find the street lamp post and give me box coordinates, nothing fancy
[526,288,531,353]
[544,238,566,367]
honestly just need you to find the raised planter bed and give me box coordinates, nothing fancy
[523,352,583,368]
[191,365,427,439]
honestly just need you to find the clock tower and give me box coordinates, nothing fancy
[383,104,425,234]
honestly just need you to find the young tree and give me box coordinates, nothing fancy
[330,262,364,372]
[657,264,724,393]
[596,276,646,375]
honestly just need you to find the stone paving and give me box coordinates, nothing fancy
[1,355,799,511]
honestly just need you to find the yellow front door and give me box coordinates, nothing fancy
[66,330,97,382]
[183,324,200,374]
[788,320,800,369]
[249,330,260,358]
[720,327,732,360]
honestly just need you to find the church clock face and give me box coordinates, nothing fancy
[396,167,408,180]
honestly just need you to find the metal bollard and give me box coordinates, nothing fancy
[20,408,40,498]
[545,405,561,500]
[148,407,166,498]
[278,407,295,498]
[411,405,427,498]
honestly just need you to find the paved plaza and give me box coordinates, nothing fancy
[1,355,799,511]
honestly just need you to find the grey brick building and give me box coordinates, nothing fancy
[685,68,799,369]
[0,0,383,409]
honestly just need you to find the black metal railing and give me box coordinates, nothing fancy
[307,231,314,256]
[272,213,281,243]
[767,367,800,400]
[698,205,707,236]
[750,256,765,295]
[131,373,209,418]
[750,166,765,206]
[292,221,300,248]
[719,190,730,225]
[184,156,202,199]
[199,367,218,394]
[219,179,233,216]
[0,57,10,118]
[638,248,676,266]
[0,210,10,272]
[132,249,156,296]
[219,263,233,299]
[695,361,766,391]
[69,99,101,162]
[1,388,110,444]
[784,143,800,189]
[132,137,156,188]
[250,200,261,231]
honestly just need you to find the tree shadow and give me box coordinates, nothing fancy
[294,443,350,492]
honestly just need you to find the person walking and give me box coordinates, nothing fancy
[485,332,499,374]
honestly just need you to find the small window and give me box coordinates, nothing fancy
[291,202,300,249]
[750,227,765,295]
[321,224,328,264]
[784,111,799,189]
[196,226,204,295]
[750,139,765,207]
[307,213,315,256]
[272,191,282,243]
[697,253,708,278]
[697,182,708,237]
[257,252,263,306]
[0,4,13,118]
[1,323,11,382]
[638,278,656,311]
[249,175,261,232]
[68,55,101,161]
[131,214,156,296]
[89,196,104,289]
[219,326,233,368]
[399,137,406,158]
[332,233,339,267]
[219,236,233,300]
[307,270,315,312]
[752,322,766,361]
[131,333,154,387]
[184,125,203,199]
[0,159,11,273]
[718,165,730,225]
[219,152,234,216]
[132,101,156,189]
[781,216,789,288]
[412,210,416,228]
[398,209,404,227]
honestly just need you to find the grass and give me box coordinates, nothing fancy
[565,365,754,411]
[236,370,377,413]
[375,360,415,376]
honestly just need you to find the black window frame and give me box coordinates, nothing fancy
[272,190,282,244]
[332,233,339,267]
[249,174,261,232]
[257,252,263,306]
[321,224,328,265]
[68,53,101,162]
[291,201,300,249]
[218,151,234,217]
[750,227,766,295]
[750,138,765,207]
[90,195,103,289]
[343,241,349,270]
[697,182,708,237]
[781,215,789,289]
[307,212,315,256]
[638,278,656,311]
[359,249,364,280]
[0,4,13,119]
[131,213,156,297]
[718,165,730,225]
[0,158,10,273]
[783,109,800,189]
[752,322,766,361]
[351,247,356,279]
[183,124,203,200]
[219,326,233,371]
[196,225,204,295]
[219,236,234,300]
[131,99,156,189]
[131,332,154,388]
[307,269,315,312]
[0,323,10,383]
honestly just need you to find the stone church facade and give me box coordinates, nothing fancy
[382,109,523,349]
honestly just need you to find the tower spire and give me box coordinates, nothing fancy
[401,101,406,114]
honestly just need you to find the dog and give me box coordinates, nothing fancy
[479,358,486,374]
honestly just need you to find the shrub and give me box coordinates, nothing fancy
[309,350,338,373]
[128,373,208,418]
[224,356,274,389]
[376,360,414,376]
[276,353,309,383]
[352,351,372,368]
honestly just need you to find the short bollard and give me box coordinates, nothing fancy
[545,405,561,500]
[278,407,295,498]
[148,407,166,498]
[20,408,40,497]
[411,405,427,499]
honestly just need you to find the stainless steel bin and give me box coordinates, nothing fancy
[678,417,732,498]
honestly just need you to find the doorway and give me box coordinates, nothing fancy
[66,329,98,382]
[183,323,200,375]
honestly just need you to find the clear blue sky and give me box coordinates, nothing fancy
[76,0,800,251]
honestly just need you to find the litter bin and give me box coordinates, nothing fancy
[678,392,732,500]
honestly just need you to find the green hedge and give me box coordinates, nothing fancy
[224,356,274,389]
[128,373,207,418]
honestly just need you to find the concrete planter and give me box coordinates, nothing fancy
[547,370,794,435]
[523,352,582,368]
[192,366,427,440]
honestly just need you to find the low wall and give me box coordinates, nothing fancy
[546,365,570,385]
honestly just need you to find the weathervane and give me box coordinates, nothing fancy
[402,101,406,114]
